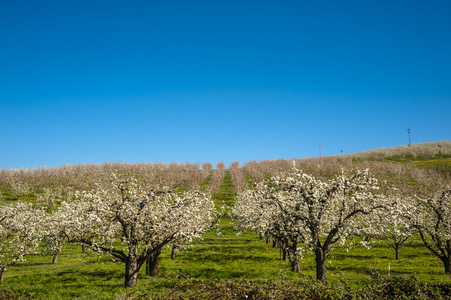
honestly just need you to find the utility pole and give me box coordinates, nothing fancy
[407,128,411,146]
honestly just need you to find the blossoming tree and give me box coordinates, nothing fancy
[233,165,384,283]
[365,195,417,260]
[0,202,46,281]
[6,178,31,200]
[42,202,74,265]
[62,173,216,287]
[233,187,302,272]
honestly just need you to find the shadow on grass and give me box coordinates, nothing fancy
[183,252,275,262]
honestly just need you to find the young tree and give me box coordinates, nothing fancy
[37,187,73,212]
[411,189,451,276]
[366,196,416,260]
[42,203,75,265]
[6,178,31,200]
[64,173,216,287]
[0,202,46,281]
[229,162,249,193]
[234,164,384,283]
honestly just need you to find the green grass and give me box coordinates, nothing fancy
[199,171,213,193]
[173,180,189,194]
[0,186,37,202]
[386,154,451,162]
[213,169,235,206]
[2,215,450,299]
[409,158,451,177]
[1,244,129,299]
[366,150,451,178]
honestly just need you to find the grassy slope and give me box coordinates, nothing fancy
[408,158,451,178]
[213,169,235,206]
[348,141,451,178]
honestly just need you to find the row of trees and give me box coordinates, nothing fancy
[0,173,216,287]
[0,162,214,198]
[232,163,451,283]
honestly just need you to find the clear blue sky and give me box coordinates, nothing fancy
[1,0,450,169]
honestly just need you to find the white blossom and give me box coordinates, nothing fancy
[233,165,384,282]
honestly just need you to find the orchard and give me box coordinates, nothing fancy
[0,141,450,298]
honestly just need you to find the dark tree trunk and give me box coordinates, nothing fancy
[395,245,400,260]
[146,248,161,276]
[443,243,451,275]
[82,243,87,253]
[0,269,5,282]
[125,242,141,288]
[265,236,271,244]
[125,257,139,288]
[171,245,176,261]
[125,243,140,288]
[273,239,280,249]
[315,248,327,283]
[445,257,451,275]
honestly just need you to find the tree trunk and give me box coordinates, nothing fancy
[289,242,300,273]
[124,243,140,288]
[53,249,60,265]
[171,245,176,261]
[282,244,288,261]
[53,242,62,265]
[0,269,5,282]
[443,255,451,275]
[315,248,327,283]
[82,243,87,254]
[265,236,271,244]
[273,239,280,248]
[395,245,400,260]
[125,258,139,288]
[146,248,161,276]
[290,255,300,273]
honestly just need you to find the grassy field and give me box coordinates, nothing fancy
[1,211,450,299]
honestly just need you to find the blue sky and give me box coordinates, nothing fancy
[1,0,450,169]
